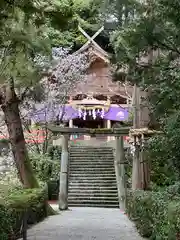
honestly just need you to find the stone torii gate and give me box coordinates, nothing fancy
[47,126,130,211]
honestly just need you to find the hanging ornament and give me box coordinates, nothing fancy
[100,108,105,119]
[89,110,92,116]
[78,108,82,118]
[92,109,96,119]
[97,109,100,113]
[83,110,87,120]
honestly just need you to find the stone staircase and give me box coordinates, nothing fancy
[68,146,119,208]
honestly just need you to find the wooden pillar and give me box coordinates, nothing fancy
[140,135,150,190]
[115,136,127,211]
[59,134,69,210]
[131,84,142,190]
[132,136,142,190]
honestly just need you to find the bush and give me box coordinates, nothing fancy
[30,153,60,182]
[0,186,48,240]
[47,145,62,160]
[47,179,59,200]
[148,135,178,186]
[127,185,180,239]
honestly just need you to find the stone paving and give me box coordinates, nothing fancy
[21,207,144,240]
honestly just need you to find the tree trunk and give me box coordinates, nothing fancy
[1,93,38,188]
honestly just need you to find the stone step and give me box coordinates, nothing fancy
[69,174,116,181]
[69,162,114,166]
[69,161,114,165]
[70,161,114,164]
[68,190,118,197]
[68,146,118,208]
[69,156,114,159]
[69,173,115,177]
[69,166,115,170]
[70,152,113,155]
[69,179,117,183]
[68,190,118,194]
[69,170,116,174]
[68,199,119,204]
[68,186,117,190]
[68,196,118,201]
[69,184,117,188]
[70,158,114,161]
[70,149,113,152]
[69,164,115,168]
[70,152,114,155]
[69,147,114,152]
[69,185,117,189]
[69,171,116,175]
[70,147,113,150]
[70,155,113,158]
[68,203,119,208]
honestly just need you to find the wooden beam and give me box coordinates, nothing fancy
[78,25,108,56]
[78,25,104,41]
[47,126,130,136]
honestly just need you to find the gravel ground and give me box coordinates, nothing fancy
[20,207,144,240]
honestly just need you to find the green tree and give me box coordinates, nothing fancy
[0,0,75,188]
[46,0,104,48]
[110,0,180,182]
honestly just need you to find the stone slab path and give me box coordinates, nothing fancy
[21,207,144,240]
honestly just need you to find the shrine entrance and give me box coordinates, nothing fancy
[73,116,104,129]
[48,126,130,211]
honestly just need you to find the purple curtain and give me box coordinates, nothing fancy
[104,106,128,121]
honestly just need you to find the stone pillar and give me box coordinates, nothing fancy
[107,120,111,142]
[115,136,127,211]
[59,134,69,210]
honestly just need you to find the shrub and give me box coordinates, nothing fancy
[126,190,153,237]
[0,186,48,240]
[127,186,180,239]
[30,153,60,182]
[148,135,178,186]
[47,145,62,160]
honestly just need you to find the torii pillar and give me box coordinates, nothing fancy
[59,134,69,210]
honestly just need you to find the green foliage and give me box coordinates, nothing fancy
[0,187,48,240]
[30,152,60,182]
[45,0,104,48]
[147,112,180,186]
[0,205,10,240]
[127,184,180,239]
[47,145,62,160]
[148,135,178,186]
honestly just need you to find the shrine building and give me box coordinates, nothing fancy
[31,26,133,141]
